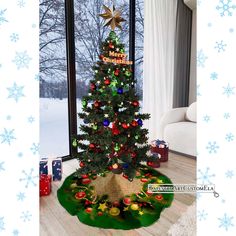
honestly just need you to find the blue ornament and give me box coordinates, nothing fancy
[117,88,123,94]
[103,119,110,127]
[122,163,129,169]
[137,119,143,126]
[84,119,89,124]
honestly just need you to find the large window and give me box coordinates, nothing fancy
[39,0,144,159]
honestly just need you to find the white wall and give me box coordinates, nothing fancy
[184,0,196,105]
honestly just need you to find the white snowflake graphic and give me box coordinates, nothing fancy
[7,82,25,102]
[20,211,32,222]
[225,170,234,178]
[0,9,7,25]
[18,0,26,8]
[223,83,235,97]
[17,192,25,201]
[203,115,210,122]
[197,49,208,67]
[19,168,38,188]
[218,213,234,231]
[10,33,19,42]
[28,116,35,123]
[12,229,19,236]
[216,0,236,16]
[0,128,16,145]
[210,72,218,80]
[225,132,234,142]
[34,74,39,81]
[224,112,231,119]
[198,167,215,184]
[0,217,5,232]
[30,143,39,155]
[206,141,219,154]
[12,51,32,69]
[229,27,234,32]
[198,210,208,221]
[215,40,227,52]
[18,152,23,158]
[0,161,5,172]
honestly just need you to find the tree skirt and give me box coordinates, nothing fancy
[57,166,174,230]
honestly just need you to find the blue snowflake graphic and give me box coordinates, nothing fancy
[223,83,235,97]
[225,170,234,178]
[20,211,32,222]
[0,217,5,232]
[0,161,5,172]
[18,152,23,158]
[6,115,11,120]
[13,229,19,236]
[0,128,16,145]
[17,192,26,201]
[216,0,236,16]
[224,112,231,119]
[19,168,38,188]
[210,72,218,80]
[7,82,25,102]
[203,115,210,122]
[28,116,35,123]
[12,51,32,69]
[34,74,39,81]
[198,210,208,221]
[30,143,39,155]
[18,0,26,8]
[218,213,234,231]
[206,141,219,154]
[225,132,234,142]
[229,28,234,32]
[215,40,227,52]
[10,33,19,42]
[198,167,215,184]
[0,9,7,25]
[197,84,201,96]
[197,49,208,67]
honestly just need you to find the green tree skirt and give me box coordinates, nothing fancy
[57,166,174,230]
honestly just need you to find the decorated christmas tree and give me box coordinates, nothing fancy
[73,5,152,181]
[58,5,174,230]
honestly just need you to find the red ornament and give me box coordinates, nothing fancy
[98,211,103,216]
[146,190,152,195]
[141,178,148,183]
[131,152,137,158]
[75,191,86,199]
[104,79,110,85]
[108,166,113,170]
[109,42,114,48]
[147,161,153,167]
[99,55,104,60]
[85,200,92,205]
[122,123,129,129]
[90,83,96,91]
[85,207,92,213]
[133,101,139,107]
[81,174,89,179]
[155,195,163,201]
[79,162,85,167]
[89,143,95,149]
[114,69,120,76]
[112,123,120,135]
[123,197,131,205]
[94,101,100,108]
[122,174,128,179]
[82,178,91,185]
[113,201,120,207]
[131,120,138,127]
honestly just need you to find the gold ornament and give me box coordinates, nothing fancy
[98,203,108,212]
[139,211,144,216]
[109,207,120,216]
[123,206,129,211]
[99,5,126,31]
[130,203,139,211]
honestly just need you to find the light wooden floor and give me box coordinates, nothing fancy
[40,152,196,236]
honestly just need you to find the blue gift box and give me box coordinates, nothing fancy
[40,158,48,175]
[52,158,62,181]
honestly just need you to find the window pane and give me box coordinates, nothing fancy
[39,0,69,158]
[74,0,130,134]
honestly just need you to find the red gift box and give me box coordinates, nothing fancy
[40,174,52,196]
[151,140,169,162]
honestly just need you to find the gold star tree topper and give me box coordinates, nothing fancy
[99,5,126,31]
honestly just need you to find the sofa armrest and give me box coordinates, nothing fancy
[159,107,188,138]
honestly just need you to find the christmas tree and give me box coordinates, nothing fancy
[74,5,152,181]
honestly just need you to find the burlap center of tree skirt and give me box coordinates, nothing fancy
[91,173,143,202]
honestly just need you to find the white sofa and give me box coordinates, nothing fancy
[160,102,196,157]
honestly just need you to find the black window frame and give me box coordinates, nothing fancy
[62,0,136,161]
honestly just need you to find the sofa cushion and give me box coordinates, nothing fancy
[186,102,196,122]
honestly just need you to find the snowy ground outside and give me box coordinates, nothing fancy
[40,98,82,158]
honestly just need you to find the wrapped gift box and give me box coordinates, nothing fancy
[39,158,48,175]
[52,158,62,181]
[151,140,169,162]
[40,174,51,196]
